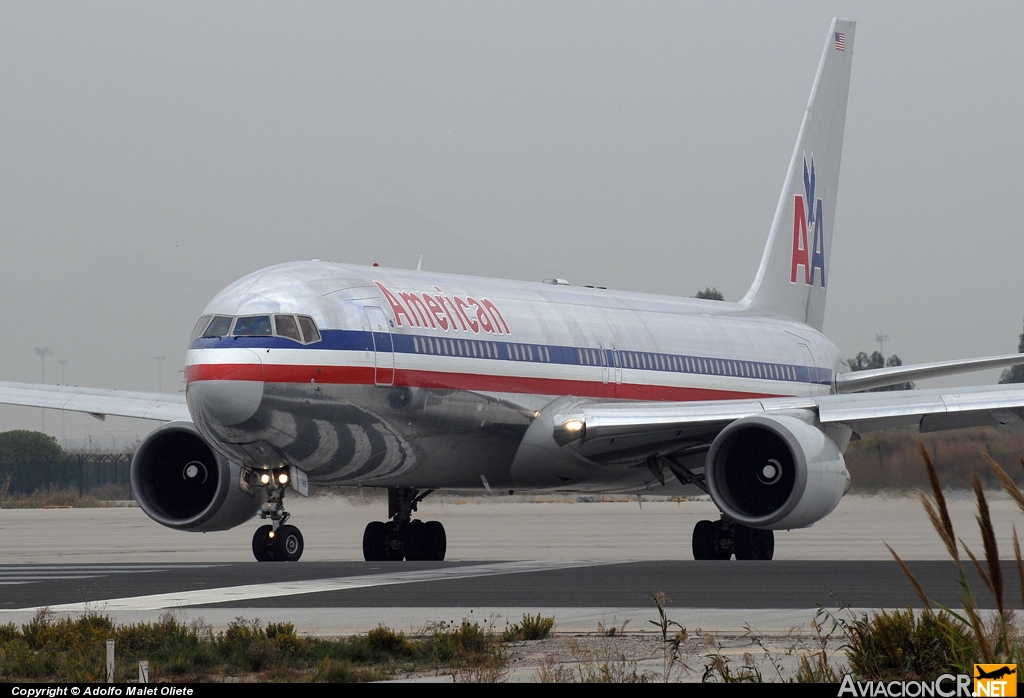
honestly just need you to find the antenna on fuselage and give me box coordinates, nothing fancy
[416,255,423,271]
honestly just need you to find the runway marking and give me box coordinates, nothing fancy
[0,564,225,586]
[0,577,98,584]
[0,565,222,571]
[16,560,622,612]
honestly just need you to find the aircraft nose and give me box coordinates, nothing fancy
[186,349,265,427]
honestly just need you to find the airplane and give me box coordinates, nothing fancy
[2,17,1024,563]
[975,666,1017,681]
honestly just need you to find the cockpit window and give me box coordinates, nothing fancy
[298,316,321,344]
[274,315,302,342]
[191,315,212,341]
[195,314,319,343]
[232,315,273,336]
[203,315,234,337]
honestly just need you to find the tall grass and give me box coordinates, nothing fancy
[853,443,1024,678]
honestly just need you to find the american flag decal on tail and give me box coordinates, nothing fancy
[834,33,845,51]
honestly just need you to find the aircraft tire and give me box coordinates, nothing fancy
[423,521,446,561]
[363,521,388,561]
[272,524,304,562]
[402,520,426,561]
[383,521,405,561]
[252,525,274,562]
[733,525,774,560]
[692,520,716,560]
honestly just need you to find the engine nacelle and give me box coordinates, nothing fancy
[131,421,263,532]
[705,412,849,530]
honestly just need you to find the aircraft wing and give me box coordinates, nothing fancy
[551,383,1024,465]
[0,382,190,422]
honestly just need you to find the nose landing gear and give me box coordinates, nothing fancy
[252,523,304,562]
[249,467,304,562]
[362,488,446,561]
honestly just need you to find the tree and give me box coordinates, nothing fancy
[847,351,914,391]
[694,287,724,301]
[0,430,64,462]
[999,317,1024,384]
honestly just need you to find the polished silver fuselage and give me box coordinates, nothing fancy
[185,262,845,493]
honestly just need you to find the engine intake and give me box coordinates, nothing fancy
[131,421,262,532]
[705,412,849,530]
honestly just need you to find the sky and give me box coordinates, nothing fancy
[1,2,1022,446]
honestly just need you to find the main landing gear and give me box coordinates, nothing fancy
[692,517,774,561]
[362,488,446,561]
[250,468,304,562]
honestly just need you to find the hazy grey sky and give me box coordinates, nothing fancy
[2,2,1022,444]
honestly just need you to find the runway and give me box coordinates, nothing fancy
[1,494,1021,635]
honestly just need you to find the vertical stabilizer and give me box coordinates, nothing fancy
[739,18,855,331]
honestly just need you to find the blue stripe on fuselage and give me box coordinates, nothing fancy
[190,330,834,386]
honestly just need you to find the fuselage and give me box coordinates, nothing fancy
[184,261,846,493]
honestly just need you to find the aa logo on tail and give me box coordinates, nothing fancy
[790,156,826,288]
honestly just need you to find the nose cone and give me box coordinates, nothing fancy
[186,349,265,427]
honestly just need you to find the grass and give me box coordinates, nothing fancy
[848,442,1024,679]
[0,612,510,682]
[504,614,555,642]
[845,426,1024,493]
[536,639,652,683]
[0,483,132,508]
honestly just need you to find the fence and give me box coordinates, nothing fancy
[0,453,133,498]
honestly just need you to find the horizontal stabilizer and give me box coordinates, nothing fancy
[834,354,1024,394]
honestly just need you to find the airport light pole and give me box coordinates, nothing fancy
[34,347,52,432]
[154,356,166,392]
[59,359,68,445]
[876,333,889,357]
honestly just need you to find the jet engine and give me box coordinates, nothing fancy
[131,421,262,532]
[704,412,849,530]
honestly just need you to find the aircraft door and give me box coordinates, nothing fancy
[800,341,830,395]
[598,343,622,396]
[798,343,821,397]
[363,306,395,387]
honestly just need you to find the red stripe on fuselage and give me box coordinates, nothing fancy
[186,363,777,401]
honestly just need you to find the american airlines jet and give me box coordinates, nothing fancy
[2,19,1024,563]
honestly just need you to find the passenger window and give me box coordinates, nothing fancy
[203,316,233,337]
[274,315,302,342]
[298,316,321,344]
[233,315,272,336]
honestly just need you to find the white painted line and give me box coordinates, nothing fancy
[0,564,223,572]
[0,573,98,577]
[21,560,622,612]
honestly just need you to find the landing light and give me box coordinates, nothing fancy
[563,419,584,432]
[259,473,271,485]
[278,472,289,485]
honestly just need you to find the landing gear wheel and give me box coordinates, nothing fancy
[422,521,446,561]
[363,521,387,561]
[272,524,304,562]
[383,521,404,561]
[692,519,732,560]
[402,520,426,561]
[252,525,274,562]
[733,526,774,560]
[692,520,716,560]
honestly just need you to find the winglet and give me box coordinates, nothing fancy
[740,18,855,331]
